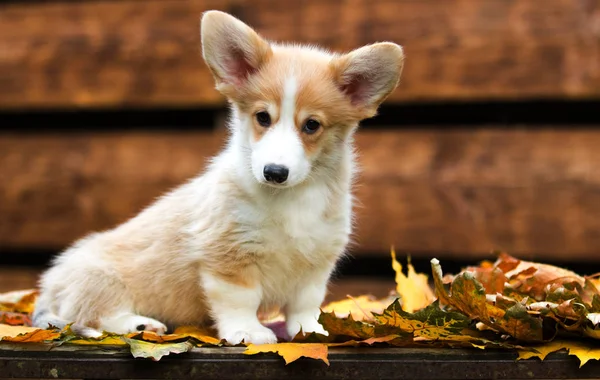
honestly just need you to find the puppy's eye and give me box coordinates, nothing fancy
[302,119,321,134]
[256,111,271,127]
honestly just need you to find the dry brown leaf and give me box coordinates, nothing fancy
[497,253,586,301]
[0,324,60,342]
[244,343,329,365]
[431,259,545,342]
[391,248,435,312]
[466,265,507,294]
[0,311,31,326]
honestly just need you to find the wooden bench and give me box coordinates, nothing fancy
[2,344,600,379]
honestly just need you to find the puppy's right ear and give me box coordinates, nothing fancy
[201,11,272,89]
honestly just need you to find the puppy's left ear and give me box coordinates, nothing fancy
[332,42,404,118]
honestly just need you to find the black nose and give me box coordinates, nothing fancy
[263,164,289,184]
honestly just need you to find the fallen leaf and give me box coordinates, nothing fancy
[122,337,194,361]
[321,295,391,321]
[68,335,128,346]
[11,291,38,314]
[318,311,375,340]
[517,340,567,361]
[244,343,329,365]
[498,253,586,301]
[519,339,600,367]
[373,300,469,340]
[0,289,37,306]
[391,248,435,312]
[0,311,31,326]
[431,259,545,342]
[171,326,222,345]
[0,324,60,342]
[328,334,406,347]
[466,265,507,294]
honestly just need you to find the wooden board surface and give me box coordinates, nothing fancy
[0,0,598,108]
[2,128,600,260]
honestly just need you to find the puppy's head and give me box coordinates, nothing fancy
[201,11,404,188]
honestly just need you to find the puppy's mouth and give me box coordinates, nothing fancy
[259,179,293,189]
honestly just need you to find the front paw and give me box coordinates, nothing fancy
[286,314,329,339]
[222,325,277,345]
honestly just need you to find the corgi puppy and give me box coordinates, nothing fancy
[33,10,404,344]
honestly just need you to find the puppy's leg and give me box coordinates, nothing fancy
[100,312,168,335]
[285,264,334,339]
[201,270,277,345]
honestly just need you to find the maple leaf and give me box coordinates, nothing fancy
[518,339,600,367]
[497,253,587,301]
[171,325,222,345]
[122,337,194,361]
[431,259,545,342]
[244,343,329,365]
[321,295,392,322]
[373,299,469,339]
[0,311,31,326]
[317,310,377,340]
[0,324,60,343]
[391,248,435,312]
[465,265,507,294]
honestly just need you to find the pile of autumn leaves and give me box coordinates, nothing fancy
[2,251,600,366]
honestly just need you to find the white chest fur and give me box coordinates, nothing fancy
[230,180,351,303]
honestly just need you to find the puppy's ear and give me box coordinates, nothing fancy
[332,42,404,117]
[201,11,272,89]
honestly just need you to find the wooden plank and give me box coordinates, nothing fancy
[0,268,39,293]
[0,0,598,108]
[1,345,599,380]
[2,129,600,260]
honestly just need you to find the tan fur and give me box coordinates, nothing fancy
[33,10,404,343]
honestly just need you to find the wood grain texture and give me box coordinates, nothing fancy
[2,129,600,260]
[0,0,598,108]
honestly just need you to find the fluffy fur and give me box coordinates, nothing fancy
[33,10,404,344]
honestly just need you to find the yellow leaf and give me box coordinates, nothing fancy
[518,339,600,367]
[0,324,60,342]
[321,295,391,321]
[567,341,600,367]
[244,343,329,365]
[0,289,36,306]
[373,300,471,341]
[68,336,127,345]
[122,337,194,361]
[391,248,435,312]
[172,326,222,345]
[12,291,38,314]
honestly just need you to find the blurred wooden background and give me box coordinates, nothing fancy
[1,0,600,279]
